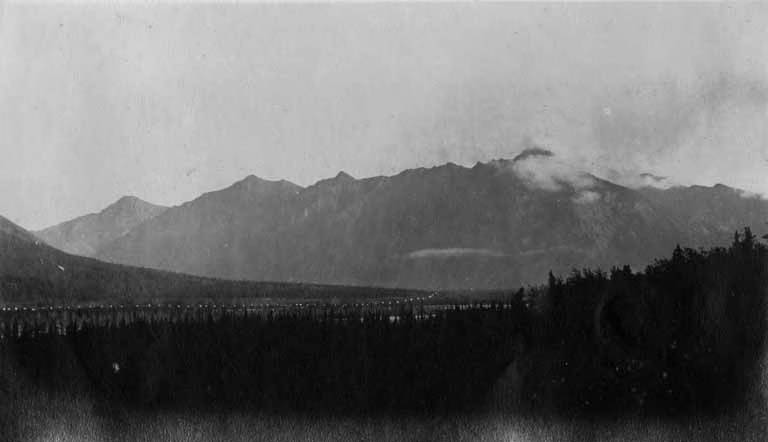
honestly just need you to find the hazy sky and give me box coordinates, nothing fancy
[1,2,767,229]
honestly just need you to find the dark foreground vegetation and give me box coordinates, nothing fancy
[0,303,522,416]
[0,229,767,439]
[519,228,768,416]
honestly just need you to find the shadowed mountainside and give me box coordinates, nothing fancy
[38,150,768,290]
[1,215,422,305]
[638,184,768,247]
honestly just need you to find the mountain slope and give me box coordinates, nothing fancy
[35,196,167,256]
[1,215,419,305]
[275,160,684,289]
[97,176,303,280]
[1,213,255,305]
[90,150,767,290]
[638,184,768,247]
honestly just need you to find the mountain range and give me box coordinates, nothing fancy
[30,149,768,290]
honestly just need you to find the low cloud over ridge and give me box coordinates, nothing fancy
[503,140,597,192]
[407,248,507,259]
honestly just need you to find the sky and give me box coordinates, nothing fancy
[1,2,767,230]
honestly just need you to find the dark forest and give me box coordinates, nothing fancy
[1,229,767,440]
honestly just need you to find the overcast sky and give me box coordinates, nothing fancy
[1,2,767,230]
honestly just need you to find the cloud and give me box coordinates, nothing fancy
[497,72,768,198]
[407,248,507,259]
[589,73,768,195]
[512,144,555,162]
[601,171,680,190]
[737,189,767,200]
[573,190,601,204]
[506,140,597,191]
[638,173,669,186]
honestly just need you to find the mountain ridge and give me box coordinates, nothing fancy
[35,156,768,290]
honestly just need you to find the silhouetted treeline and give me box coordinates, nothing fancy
[1,229,767,419]
[0,303,524,415]
[517,228,768,416]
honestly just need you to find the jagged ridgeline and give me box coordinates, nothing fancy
[34,161,768,292]
[1,228,766,419]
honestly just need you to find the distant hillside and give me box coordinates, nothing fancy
[85,151,768,290]
[0,215,421,306]
[637,184,768,247]
[35,196,167,256]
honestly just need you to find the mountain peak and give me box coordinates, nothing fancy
[239,174,267,185]
[115,195,142,203]
[35,196,168,257]
[107,195,154,210]
[713,183,733,191]
[335,171,355,181]
[313,171,358,189]
[101,195,165,217]
[233,175,301,192]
